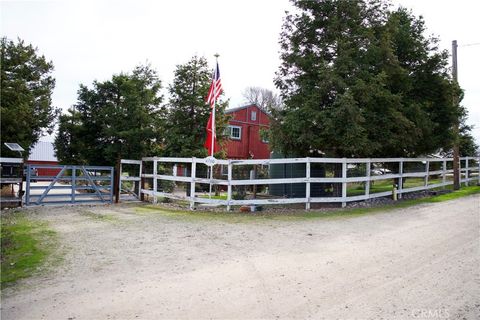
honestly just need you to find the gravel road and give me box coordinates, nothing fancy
[2,195,479,320]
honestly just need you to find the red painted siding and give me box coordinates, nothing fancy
[224,105,270,159]
[26,160,61,176]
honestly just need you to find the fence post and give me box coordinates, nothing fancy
[109,166,114,203]
[465,158,469,186]
[425,160,430,188]
[305,157,311,210]
[478,157,480,185]
[153,158,158,204]
[365,159,371,199]
[71,166,76,203]
[25,164,31,206]
[114,160,121,203]
[18,161,24,207]
[398,160,403,199]
[140,160,145,201]
[442,160,447,188]
[138,160,143,200]
[227,160,232,211]
[190,157,196,210]
[342,158,347,208]
[458,158,463,187]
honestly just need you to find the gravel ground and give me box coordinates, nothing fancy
[1,195,479,320]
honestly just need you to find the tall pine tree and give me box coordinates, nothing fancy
[164,56,229,158]
[272,0,467,158]
[55,65,164,165]
[1,38,59,157]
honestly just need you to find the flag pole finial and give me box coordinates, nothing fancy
[214,53,219,60]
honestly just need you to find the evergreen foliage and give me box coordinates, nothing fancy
[164,56,229,158]
[55,65,164,165]
[272,0,475,157]
[0,38,59,157]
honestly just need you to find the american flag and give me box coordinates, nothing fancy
[204,61,222,155]
[206,62,222,107]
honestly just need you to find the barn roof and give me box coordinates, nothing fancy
[28,141,58,161]
[225,104,269,115]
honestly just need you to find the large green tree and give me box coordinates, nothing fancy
[1,38,59,157]
[54,65,164,165]
[164,56,229,157]
[271,0,464,158]
[54,109,84,164]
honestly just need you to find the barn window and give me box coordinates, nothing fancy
[251,111,257,121]
[228,125,242,140]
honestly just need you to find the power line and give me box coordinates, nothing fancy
[459,42,480,47]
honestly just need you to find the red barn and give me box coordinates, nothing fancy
[224,104,270,159]
[27,141,61,176]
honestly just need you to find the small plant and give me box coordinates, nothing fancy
[160,180,175,193]
[161,197,171,203]
[232,187,246,200]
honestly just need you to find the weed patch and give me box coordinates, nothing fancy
[80,210,118,222]
[1,212,58,288]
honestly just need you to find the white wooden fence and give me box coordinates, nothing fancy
[117,159,143,201]
[120,156,479,210]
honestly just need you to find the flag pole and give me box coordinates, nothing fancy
[209,54,219,198]
[211,54,218,159]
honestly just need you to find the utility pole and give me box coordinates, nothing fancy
[452,40,460,190]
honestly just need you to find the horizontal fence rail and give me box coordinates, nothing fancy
[134,156,480,210]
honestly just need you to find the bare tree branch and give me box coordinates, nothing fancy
[241,86,282,111]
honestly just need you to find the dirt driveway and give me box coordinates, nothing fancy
[2,195,479,320]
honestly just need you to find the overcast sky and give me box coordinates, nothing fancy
[1,0,479,144]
